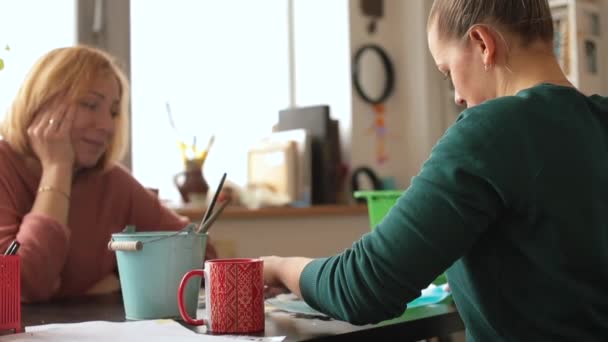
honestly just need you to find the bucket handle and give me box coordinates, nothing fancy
[107,224,197,252]
[142,224,196,244]
[107,240,143,251]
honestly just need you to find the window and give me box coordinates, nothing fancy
[131,0,350,204]
[293,0,352,157]
[131,0,289,203]
[0,1,76,118]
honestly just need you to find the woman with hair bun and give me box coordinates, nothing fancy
[262,1,608,340]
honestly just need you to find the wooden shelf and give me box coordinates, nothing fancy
[172,204,369,221]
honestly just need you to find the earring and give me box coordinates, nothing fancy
[484,64,491,72]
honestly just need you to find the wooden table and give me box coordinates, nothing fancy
[21,293,464,341]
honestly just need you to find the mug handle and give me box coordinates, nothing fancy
[173,171,186,188]
[178,269,207,326]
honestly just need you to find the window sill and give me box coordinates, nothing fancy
[172,204,369,221]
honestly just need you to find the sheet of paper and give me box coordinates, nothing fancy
[407,283,451,308]
[266,294,328,318]
[265,284,452,317]
[221,337,286,342]
[1,320,284,342]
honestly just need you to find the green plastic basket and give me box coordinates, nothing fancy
[354,190,403,229]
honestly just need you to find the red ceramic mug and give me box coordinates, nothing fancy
[177,258,265,334]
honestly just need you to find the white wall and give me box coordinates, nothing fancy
[349,0,448,191]
[349,0,608,192]
[209,215,370,258]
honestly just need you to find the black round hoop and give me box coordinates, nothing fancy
[352,44,395,105]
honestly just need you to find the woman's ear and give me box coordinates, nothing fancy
[467,25,497,69]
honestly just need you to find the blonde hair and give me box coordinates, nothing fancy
[0,45,130,170]
[428,0,554,46]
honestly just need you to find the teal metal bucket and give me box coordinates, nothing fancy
[110,224,207,320]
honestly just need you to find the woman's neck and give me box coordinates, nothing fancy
[497,44,573,97]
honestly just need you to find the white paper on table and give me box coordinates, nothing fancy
[221,336,286,342]
[0,320,284,342]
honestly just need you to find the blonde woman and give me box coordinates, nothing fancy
[0,45,216,302]
[263,0,608,339]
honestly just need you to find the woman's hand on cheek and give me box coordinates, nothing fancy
[27,102,76,171]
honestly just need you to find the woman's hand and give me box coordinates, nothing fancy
[261,256,313,299]
[261,256,290,298]
[28,99,76,224]
[27,100,76,170]
[261,256,287,288]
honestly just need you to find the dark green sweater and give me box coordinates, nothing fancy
[300,84,608,340]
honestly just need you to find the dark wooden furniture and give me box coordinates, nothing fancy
[20,293,464,341]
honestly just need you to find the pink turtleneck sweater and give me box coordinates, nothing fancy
[0,140,189,302]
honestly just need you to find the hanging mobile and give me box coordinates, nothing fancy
[352,43,395,164]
